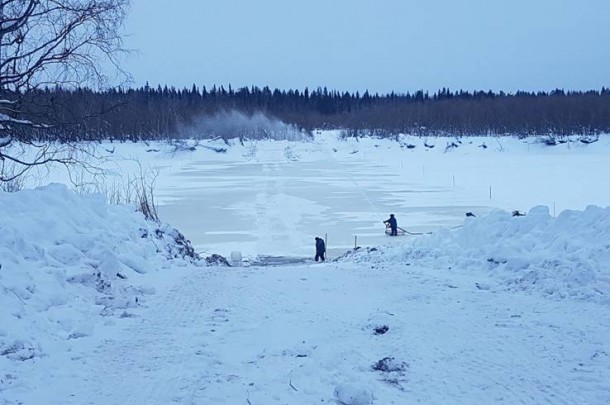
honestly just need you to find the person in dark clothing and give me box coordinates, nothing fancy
[314,237,326,261]
[384,214,398,236]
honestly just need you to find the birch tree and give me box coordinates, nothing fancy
[0,0,129,185]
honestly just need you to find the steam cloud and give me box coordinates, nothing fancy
[179,111,310,141]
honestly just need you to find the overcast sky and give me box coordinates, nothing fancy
[123,0,610,94]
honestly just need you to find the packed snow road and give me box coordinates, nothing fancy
[48,261,609,404]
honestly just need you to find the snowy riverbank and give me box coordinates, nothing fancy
[2,181,610,403]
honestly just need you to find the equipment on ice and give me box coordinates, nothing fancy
[230,251,243,266]
[385,223,406,236]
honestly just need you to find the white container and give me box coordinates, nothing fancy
[230,251,243,266]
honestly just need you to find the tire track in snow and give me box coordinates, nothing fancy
[76,268,228,404]
[63,260,610,404]
[252,156,313,256]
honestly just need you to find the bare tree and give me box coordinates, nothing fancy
[0,0,129,185]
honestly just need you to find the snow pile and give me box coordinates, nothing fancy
[334,383,374,405]
[0,184,200,368]
[342,205,610,302]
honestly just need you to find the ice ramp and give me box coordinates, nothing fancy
[247,255,313,266]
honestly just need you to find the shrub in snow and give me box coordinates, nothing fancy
[204,254,230,266]
[542,136,557,146]
[444,141,459,152]
[371,357,410,390]
[579,135,599,144]
[372,357,409,373]
[0,339,41,361]
[153,225,200,261]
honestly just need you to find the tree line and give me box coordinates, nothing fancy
[0,1,607,185]
[9,85,610,141]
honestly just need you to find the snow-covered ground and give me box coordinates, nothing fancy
[2,132,610,404]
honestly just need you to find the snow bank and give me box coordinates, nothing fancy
[0,184,200,371]
[340,205,610,302]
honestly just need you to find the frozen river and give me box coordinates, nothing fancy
[153,134,610,259]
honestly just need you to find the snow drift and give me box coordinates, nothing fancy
[0,184,200,370]
[341,205,610,302]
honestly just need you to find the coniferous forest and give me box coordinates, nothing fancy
[10,85,610,141]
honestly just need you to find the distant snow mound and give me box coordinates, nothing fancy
[339,205,610,302]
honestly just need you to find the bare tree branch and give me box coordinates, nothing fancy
[0,0,130,184]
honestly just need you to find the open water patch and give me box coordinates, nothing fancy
[248,255,313,266]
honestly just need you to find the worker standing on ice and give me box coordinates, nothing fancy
[384,214,398,236]
[314,237,326,261]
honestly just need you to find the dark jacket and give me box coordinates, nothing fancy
[315,237,325,253]
[385,216,397,228]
